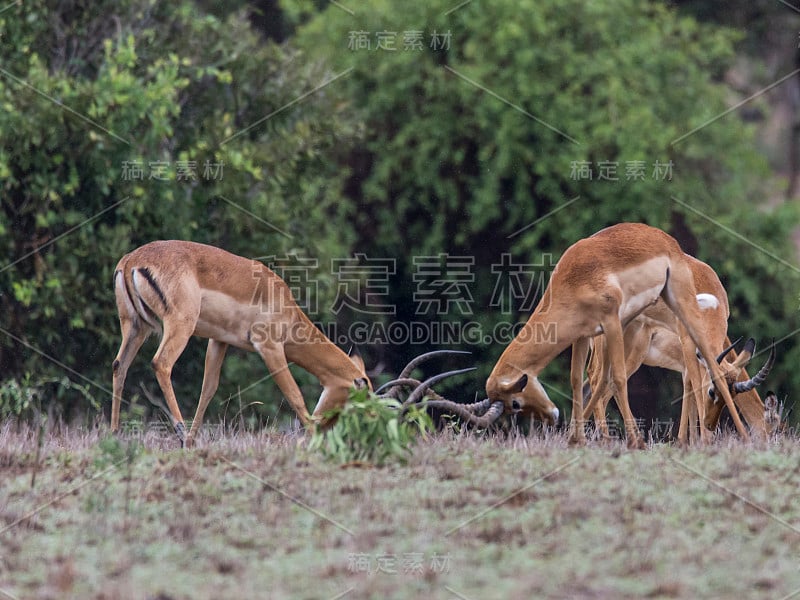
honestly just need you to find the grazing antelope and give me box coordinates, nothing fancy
[486,222,752,448]
[583,254,774,443]
[697,338,774,437]
[111,241,373,447]
[111,242,499,446]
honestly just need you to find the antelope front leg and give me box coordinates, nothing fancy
[569,338,591,446]
[185,339,228,448]
[254,344,313,428]
[604,318,645,449]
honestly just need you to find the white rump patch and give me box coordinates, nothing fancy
[696,293,719,310]
[115,271,136,316]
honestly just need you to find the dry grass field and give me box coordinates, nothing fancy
[1,423,800,600]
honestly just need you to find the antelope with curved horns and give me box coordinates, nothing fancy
[111,240,374,447]
[486,222,752,448]
[583,254,775,443]
[112,247,493,446]
[393,370,506,428]
[701,338,775,435]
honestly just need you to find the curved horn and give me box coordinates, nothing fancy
[461,397,492,415]
[376,377,463,406]
[374,378,420,395]
[398,350,471,379]
[403,368,476,407]
[377,350,472,399]
[422,399,505,428]
[716,337,743,364]
[394,388,492,415]
[732,342,776,394]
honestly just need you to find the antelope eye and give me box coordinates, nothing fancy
[512,400,521,411]
[708,387,716,399]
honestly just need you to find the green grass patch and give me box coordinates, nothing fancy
[1,424,799,599]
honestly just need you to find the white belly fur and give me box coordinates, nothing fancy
[193,289,267,349]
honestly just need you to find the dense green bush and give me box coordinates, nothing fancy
[0,0,359,424]
[1,0,797,427]
[309,387,433,466]
[292,0,800,419]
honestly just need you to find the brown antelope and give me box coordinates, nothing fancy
[111,242,500,446]
[700,340,775,437]
[111,240,374,447]
[583,254,774,443]
[485,222,752,448]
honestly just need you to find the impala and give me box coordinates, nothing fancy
[700,339,775,436]
[583,254,774,443]
[485,222,752,448]
[111,242,504,446]
[111,240,374,447]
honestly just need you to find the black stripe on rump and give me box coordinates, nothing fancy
[137,267,169,311]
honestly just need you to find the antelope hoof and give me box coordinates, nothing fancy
[627,436,646,450]
[174,422,187,448]
[597,434,616,446]
[568,433,587,447]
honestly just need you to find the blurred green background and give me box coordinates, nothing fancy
[1,0,799,432]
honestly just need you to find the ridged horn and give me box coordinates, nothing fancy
[733,342,775,394]
[716,337,743,364]
[403,368,476,407]
[374,378,420,395]
[461,397,492,415]
[376,350,472,398]
[398,350,471,379]
[422,399,505,428]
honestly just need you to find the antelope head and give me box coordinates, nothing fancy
[313,350,373,423]
[701,338,776,431]
[485,372,560,426]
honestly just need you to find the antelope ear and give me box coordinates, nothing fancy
[353,378,369,391]
[348,347,366,373]
[764,391,778,411]
[509,373,528,394]
[733,338,756,367]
